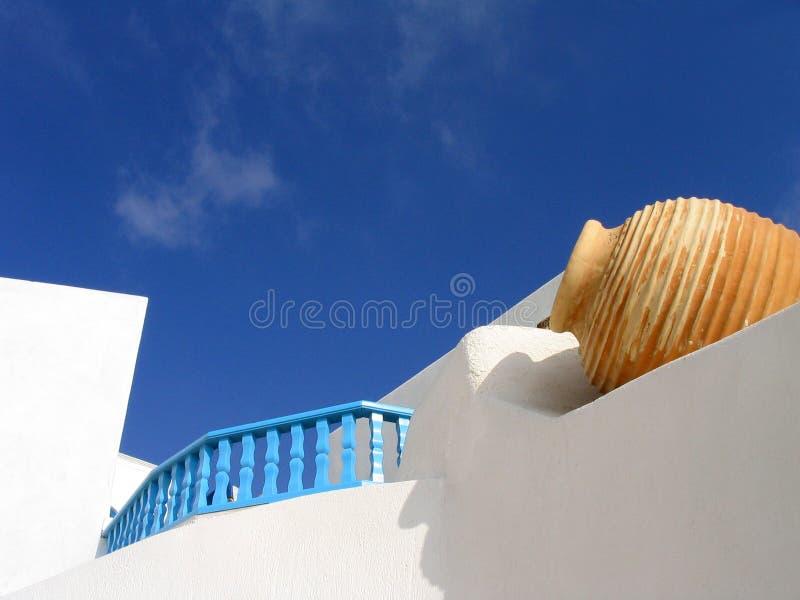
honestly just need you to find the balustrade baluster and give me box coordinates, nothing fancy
[314,418,330,489]
[139,491,150,541]
[288,424,304,493]
[263,429,279,499]
[116,512,124,549]
[179,453,197,519]
[369,412,384,483]
[108,525,118,552]
[396,417,410,466]
[114,521,123,549]
[341,412,357,484]
[121,510,132,547]
[132,492,145,542]
[193,444,212,512]
[212,438,232,505]
[142,480,157,538]
[153,471,169,533]
[129,506,138,544]
[239,433,255,501]
[166,462,184,525]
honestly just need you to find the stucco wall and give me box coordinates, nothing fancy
[10,480,445,600]
[399,303,800,598]
[11,278,800,599]
[110,454,155,514]
[328,273,565,483]
[377,272,562,411]
[0,278,147,595]
[95,454,156,558]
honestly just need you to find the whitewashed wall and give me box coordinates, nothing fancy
[378,272,563,411]
[10,481,445,600]
[0,278,147,595]
[110,454,155,514]
[399,303,800,598]
[329,273,564,483]
[12,277,800,599]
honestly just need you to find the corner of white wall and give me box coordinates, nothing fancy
[398,325,598,482]
[396,302,800,598]
[110,454,156,515]
[0,278,147,595]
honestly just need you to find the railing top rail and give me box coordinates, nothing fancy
[103,400,413,539]
[207,400,413,439]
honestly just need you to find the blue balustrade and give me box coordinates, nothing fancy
[288,424,304,493]
[212,438,231,506]
[341,412,357,484]
[369,412,384,483]
[239,434,255,501]
[103,401,413,553]
[314,418,330,489]
[263,428,279,499]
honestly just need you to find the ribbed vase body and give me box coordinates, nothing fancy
[551,197,800,392]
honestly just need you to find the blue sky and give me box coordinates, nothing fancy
[2,0,799,464]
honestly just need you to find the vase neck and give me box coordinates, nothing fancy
[550,220,620,341]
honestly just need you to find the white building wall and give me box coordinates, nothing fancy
[110,454,155,514]
[9,480,445,600]
[0,278,147,595]
[328,273,564,483]
[378,271,563,411]
[10,277,800,599]
[399,302,800,598]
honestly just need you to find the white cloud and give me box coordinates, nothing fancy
[115,0,522,248]
[189,137,278,206]
[225,0,516,93]
[433,121,479,169]
[0,1,90,91]
[126,11,160,56]
[115,132,280,248]
[222,0,519,165]
[224,0,337,89]
[392,0,512,89]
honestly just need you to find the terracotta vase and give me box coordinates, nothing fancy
[550,197,800,393]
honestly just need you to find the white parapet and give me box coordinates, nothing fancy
[9,276,800,599]
[398,302,800,598]
[0,278,147,595]
[8,480,446,600]
[110,454,156,516]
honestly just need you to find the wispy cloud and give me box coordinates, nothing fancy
[392,0,514,89]
[225,0,519,95]
[223,0,522,160]
[126,10,160,56]
[115,129,280,248]
[224,0,337,90]
[115,0,527,248]
[0,1,90,92]
[433,121,480,169]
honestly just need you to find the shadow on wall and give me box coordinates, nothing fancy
[397,479,448,595]
[397,304,800,598]
[396,348,599,598]
[478,349,599,417]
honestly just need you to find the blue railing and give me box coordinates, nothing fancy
[103,401,413,553]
